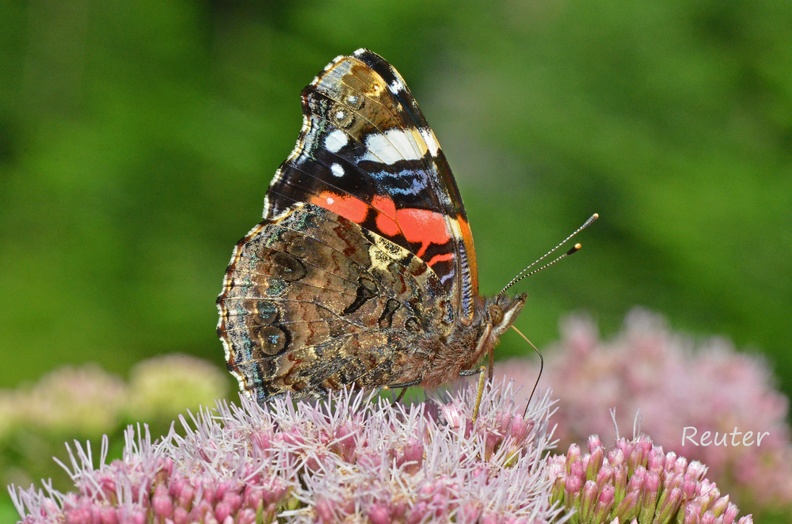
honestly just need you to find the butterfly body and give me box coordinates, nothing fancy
[218,50,525,404]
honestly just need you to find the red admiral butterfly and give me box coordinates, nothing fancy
[218,49,532,405]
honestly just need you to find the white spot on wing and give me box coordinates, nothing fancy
[325,129,348,153]
[361,128,429,164]
[330,163,345,177]
[326,196,335,205]
[419,128,441,157]
[389,78,406,94]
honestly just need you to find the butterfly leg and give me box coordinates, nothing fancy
[387,379,422,406]
[472,366,487,422]
[458,366,488,421]
[458,351,495,381]
[394,388,408,403]
[469,350,499,420]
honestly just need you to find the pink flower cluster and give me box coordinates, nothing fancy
[0,354,228,440]
[11,382,563,523]
[0,354,229,498]
[549,434,752,523]
[502,309,792,516]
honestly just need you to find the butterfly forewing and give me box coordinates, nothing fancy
[264,49,478,321]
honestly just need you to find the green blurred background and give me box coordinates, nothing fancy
[1,1,790,403]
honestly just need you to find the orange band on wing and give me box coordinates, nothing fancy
[456,216,478,292]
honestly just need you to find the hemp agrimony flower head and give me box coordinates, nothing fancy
[548,434,753,524]
[502,309,792,514]
[10,381,565,523]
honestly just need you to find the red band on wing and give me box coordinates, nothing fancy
[310,192,368,224]
[371,195,400,237]
[310,192,457,267]
[371,195,454,257]
[395,207,453,258]
[371,195,396,216]
[426,252,454,268]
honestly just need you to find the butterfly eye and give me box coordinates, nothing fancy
[488,304,504,326]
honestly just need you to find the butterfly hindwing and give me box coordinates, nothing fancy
[218,203,454,402]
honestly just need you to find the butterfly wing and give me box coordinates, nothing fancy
[265,49,479,322]
[218,203,454,402]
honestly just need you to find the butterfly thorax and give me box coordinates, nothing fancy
[418,292,527,388]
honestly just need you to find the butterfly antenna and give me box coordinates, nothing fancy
[499,213,599,295]
[509,325,544,418]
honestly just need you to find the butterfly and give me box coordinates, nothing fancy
[217,49,528,406]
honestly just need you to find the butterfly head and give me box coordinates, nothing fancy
[449,291,527,381]
[482,292,527,340]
